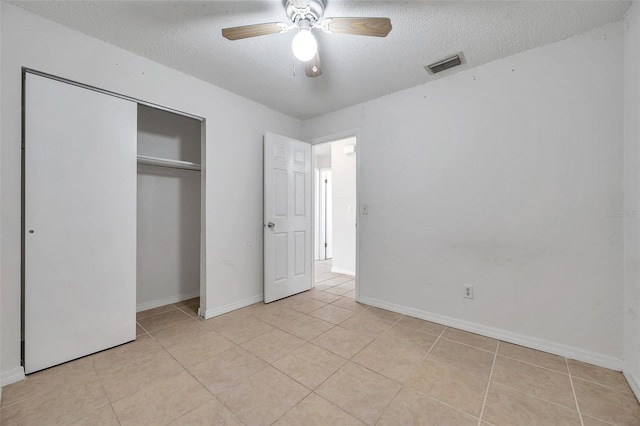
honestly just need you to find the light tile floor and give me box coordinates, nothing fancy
[1,261,639,425]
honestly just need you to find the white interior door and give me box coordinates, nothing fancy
[24,73,137,374]
[264,132,312,303]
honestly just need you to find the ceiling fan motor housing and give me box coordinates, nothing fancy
[285,0,325,24]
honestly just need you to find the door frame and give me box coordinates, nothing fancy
[318,167,332,260]
[310,129,361,300]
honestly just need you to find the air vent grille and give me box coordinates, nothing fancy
[425,52,466,75]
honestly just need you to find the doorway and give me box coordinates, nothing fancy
[312,137,358,297]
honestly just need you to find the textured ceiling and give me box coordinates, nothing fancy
[10,1,631,120]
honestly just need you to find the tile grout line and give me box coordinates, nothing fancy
[363,307,404,326]
[570,374,637,395]
[108,402,122,425]
[566,357,585,426]
[373,382,404,425]
[342,330,384,361]
[87,354,123,425]
[392,326,488,420]
[307,305,357,324]
[303,356,347,395]
[375,327,453,424]
[0,353,119,412]
[380,322,442,342]
[303,315,401,421]
[270,352,333,394]
[174,304,200,318]
[282,349,366,423]
[437,336,497,355]
[477,340,499,426]
[356,315,407,423]
[0,395,27,410]
[135,321,151,337]
[578,413,618,426]
[393,321,447,339]
[269,390,325,426]
[418,326,446,365]
[292,314,339,338]
[157,333,247,426]
[313,274,353,286]
[408,386,483,422]
[496,353,570,376]
[135,305,179,321]
[488,378,587,413]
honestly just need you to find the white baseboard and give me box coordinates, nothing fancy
[358,296,624,371]
[331,267,355,276]
[136,290,201,313]
[1,366,25,388]
[623,370,640,402]
[204,294,263,319]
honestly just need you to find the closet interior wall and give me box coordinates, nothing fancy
[137,105,202,311]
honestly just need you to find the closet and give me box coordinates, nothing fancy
[23,71,203,374]
[136,105,202,311]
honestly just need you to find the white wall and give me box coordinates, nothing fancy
[330,138,357,276]
[137,106,201,311]
[0,3,301,385]
[623,1,640,399]
[303,23,625,367]
[316,155,331,170]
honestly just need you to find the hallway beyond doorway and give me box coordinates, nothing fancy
[315,260,355,298]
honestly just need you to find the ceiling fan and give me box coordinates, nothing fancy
[221,0,392,77]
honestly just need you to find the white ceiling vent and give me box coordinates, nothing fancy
[425,52,466,75]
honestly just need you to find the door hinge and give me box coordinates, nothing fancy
[324,242,327,248]
[325,179,328,183]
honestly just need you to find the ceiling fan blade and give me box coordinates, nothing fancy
[322,17,392,37]
[305,53,322,77]
[222,23,287,40]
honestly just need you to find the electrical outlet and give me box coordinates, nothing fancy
[464,285,473,299]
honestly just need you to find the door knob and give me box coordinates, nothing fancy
[267,222,275,229]
[28,230,34,234]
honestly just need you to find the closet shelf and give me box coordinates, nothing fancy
[137,155,201,171]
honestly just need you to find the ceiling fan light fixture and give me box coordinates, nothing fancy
[292,28,317,62]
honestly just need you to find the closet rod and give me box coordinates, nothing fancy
[137,155,201,171]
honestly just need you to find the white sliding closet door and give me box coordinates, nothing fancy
[24,73,137,374]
